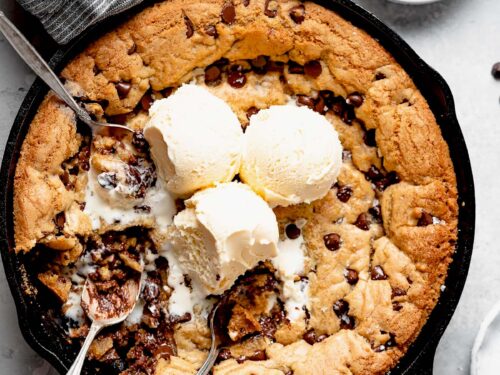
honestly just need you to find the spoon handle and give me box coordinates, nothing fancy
[66,322,103,375]
[0,11,92,124]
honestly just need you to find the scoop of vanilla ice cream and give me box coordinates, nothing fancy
[240,105,343,207]
[168,182,279,294]
[144,85,243,196]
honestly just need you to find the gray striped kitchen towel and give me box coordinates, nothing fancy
[17,0,144,44]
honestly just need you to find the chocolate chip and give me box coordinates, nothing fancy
[140,92,154,111]
[417,211,433,227]
[393,302,403,311]
[217,348,233,362]
[391,287,407,298]
[264,0,278,17]
[296,95,315,109]
[346,92,364,107]
[371,265,388,280]
[227,71,247,88]
[363,129,376,147]
[369,205,382,223]
[205,24,218,38]
[134,205,151,213]
[333,299,349,317]
[303,330,317,345]
[245,350,267,361]
[336,185,352,203]
[93,65,101,75]
[221,2,236,24]
[115,82,131,99]
[251,55,268,74]
[375,72,386,80]
[323,233,341,251]
[162,87,174,98]
[313,96,327,114]
[365,165,383,182]
[331,97,345,115]
[345,269,359,285]
[127,42,137,55]
[204,65,222,85]
[290,4,305,24]
[386,171,400,185]
[354,213,370,231]
[184,15,194,38]
[246,106,260,120]
[55,212,66,231]
[175,198,186,212]
[339,314,355,330]
[288,61,304,74]
[170,312,192,324]
[317,334,328,342]
[304,60,322,78]
[286,223,301,240]
[97,172,118,189]
[492,62,500,79]
[132,131,149,152]
[260,61,281,75]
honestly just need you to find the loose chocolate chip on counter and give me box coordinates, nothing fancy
[205,24,218,38]
[246,106,260,120]
[140,92,154,111]
[323,233,341,251]
[345,268,359,285]
[288,61,304,74]
[289,4,305,24]
[264,0,278,18]
[346,92,364,107]
[304,60,322,78]
[363,129,376,147]
[55,212,66,231]
[115,82,132,99]
[336,185,353,203]
[417,211,433,226]
[221,2,236,24]
[286,223,301,240]
[492,62,500,79]
[354,213,370,231]
[184,15,194,38]
[204,65,222,85]
[227,71,247,88]
[371,265,388,280]
[333,299,349,317]
[339,314,355,330]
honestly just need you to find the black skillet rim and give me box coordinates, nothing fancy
[0,0,475,373]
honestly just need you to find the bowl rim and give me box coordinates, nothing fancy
[0,0,475,373]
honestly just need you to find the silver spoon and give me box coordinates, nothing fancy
[196,302,223,375]
[66,277,142,375]
[0,11,131,133]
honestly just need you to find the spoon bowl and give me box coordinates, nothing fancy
[66,276,142,375]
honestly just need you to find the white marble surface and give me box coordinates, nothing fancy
[0,0,498,374]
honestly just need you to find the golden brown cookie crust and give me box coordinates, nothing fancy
[13,1,458,374]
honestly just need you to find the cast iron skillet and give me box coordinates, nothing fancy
[0,0,475,374]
